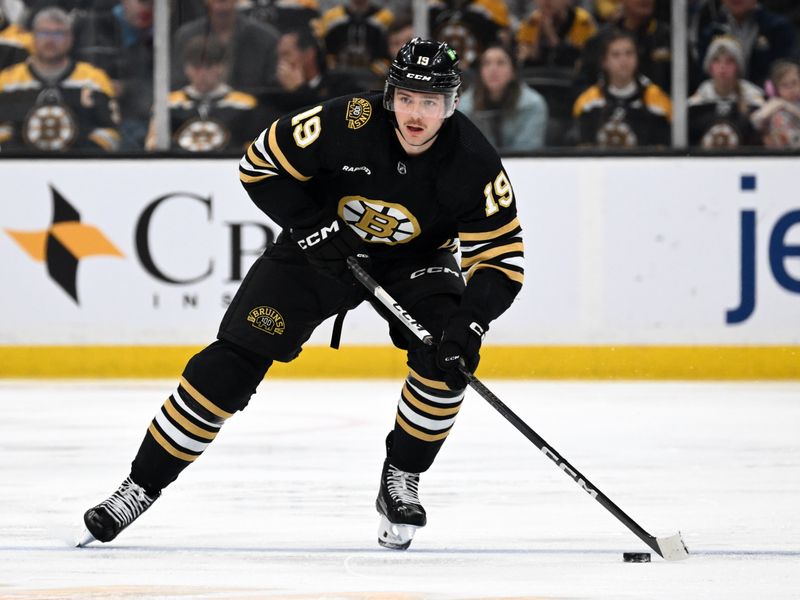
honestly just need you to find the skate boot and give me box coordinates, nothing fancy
[376,458,427,550]
[76,477,160,547]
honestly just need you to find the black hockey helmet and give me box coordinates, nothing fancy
[384,37,461,118]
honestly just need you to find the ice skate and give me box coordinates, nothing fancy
[376,458,426,550]
[76,477,160,547]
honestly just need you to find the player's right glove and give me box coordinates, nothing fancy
[290,216,368,284]
[436,311,487,390]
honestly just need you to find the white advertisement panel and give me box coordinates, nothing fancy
[1,157,798,345]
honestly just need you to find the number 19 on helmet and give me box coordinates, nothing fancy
[384,37,462,119]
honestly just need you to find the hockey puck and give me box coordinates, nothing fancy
[623,552,651,563]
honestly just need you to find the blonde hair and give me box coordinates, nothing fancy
[769,59,800,96]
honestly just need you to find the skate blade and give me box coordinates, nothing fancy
[377,515,418,550]
[75,528,97,548]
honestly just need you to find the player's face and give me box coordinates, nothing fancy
[603,38,637,84]
[392,88,450,153]
[33,19,72,63]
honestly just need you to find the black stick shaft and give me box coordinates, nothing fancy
[347,256,664,556]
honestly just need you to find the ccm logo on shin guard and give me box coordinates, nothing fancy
[296,220,339,249]
[541,446,598,498]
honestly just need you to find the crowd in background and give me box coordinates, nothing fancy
[1,0,800,154]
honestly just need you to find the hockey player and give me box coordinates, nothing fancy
[78,38,524,551]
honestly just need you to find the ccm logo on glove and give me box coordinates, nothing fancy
[296,219,340,249]
[469,321,486,339]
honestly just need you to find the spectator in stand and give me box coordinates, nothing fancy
[1,4,32,69]
[688,35,764,147]
[387,17,414,60]
[517,0,597,70]
[237,0,320,34]
[578,0,672,92]
[572,29,671,147]
[751,58,800,147]
[429,0,511,69]
[0,7,120,152]
[264,27,362,115]
[318,0,393,83]
[172,0,279,97]
[459,42,548,152]
[145,36,258,153]
[698,0,797,88]
[72,0,154,150]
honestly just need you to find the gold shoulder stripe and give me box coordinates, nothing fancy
[461,242,525,268]
[468,263,525,284]
[179,375,234,419]
[72,62,115,97]
[268,120,312,181]
[247,143,274,169]
[240,171,276,184]
[0,61,33,89]
[644,85,673,121]
[573,85,602,117]
[459,217,521,242]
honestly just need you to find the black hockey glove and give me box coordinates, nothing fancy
[290,216,368,283]
[436,311,487,390]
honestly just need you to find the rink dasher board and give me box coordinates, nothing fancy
[0,157,798,378]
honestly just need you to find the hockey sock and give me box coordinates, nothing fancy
[130,340,271,493]
[389,367,464,473]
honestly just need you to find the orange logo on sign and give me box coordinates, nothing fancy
[5,185,123,303]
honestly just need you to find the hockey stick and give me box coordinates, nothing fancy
[347,257,689,561]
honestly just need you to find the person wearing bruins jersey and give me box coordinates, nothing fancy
[573,29,671,148]
[145,36,259,153]
[0,7,119,152]
[79,38,524,552]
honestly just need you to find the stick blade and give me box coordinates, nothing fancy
[655,531,689,561]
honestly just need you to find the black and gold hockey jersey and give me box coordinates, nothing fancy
[239,91,524,323]
[318,3,393,76]
[147,85,259,153]
[0,59,120,151]
[0,23,32,70]
[687,80,764,148]
[572,76,672,147]
[429,0,510,67]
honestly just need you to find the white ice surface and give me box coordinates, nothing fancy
[0,379,798,599]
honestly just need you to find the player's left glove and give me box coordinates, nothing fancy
[291,216,368,284]
[436,311,487,390]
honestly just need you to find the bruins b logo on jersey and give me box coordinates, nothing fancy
[339,196,420,245]
[23,104,78,151]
